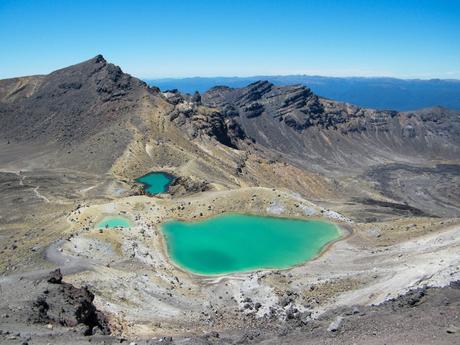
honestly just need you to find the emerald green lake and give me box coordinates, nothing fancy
[136,172,175,195]
[96,216,131,229]
[161,214,341,275]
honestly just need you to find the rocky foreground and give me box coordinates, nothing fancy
[0,268,458,344]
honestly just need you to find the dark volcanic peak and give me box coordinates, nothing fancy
[0,55,157,145]
[44,54,151,99]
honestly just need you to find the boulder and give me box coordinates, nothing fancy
[33,280,110,335]
[327,316,343,332]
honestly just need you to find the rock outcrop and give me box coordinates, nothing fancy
[168,176,209,196]
[32,269,110,335]
[164,89,247,149]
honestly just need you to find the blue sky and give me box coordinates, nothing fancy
[0,0,459,79]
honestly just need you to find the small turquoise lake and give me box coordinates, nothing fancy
[96,216,131,229]
[161,214,341,275]
[136,172,175,195]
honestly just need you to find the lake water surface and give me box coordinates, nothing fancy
[136,172,175,195]
[161,214,341,275]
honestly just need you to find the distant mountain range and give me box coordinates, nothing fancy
[146,76,460,111]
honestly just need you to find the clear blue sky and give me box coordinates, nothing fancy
[0,0,459,79]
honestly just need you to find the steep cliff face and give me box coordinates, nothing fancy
[163,89,246,149]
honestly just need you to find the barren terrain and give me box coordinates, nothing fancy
[0,56,459,344]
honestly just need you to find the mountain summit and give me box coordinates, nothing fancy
[0,55,157,144]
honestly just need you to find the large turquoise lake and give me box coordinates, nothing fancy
[161,214,341,275]
[136,172,175,195]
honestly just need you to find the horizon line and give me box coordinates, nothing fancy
[2,70,460,83]
[141,74,460,82]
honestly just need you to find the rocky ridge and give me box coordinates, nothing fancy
[203,80,460,173]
